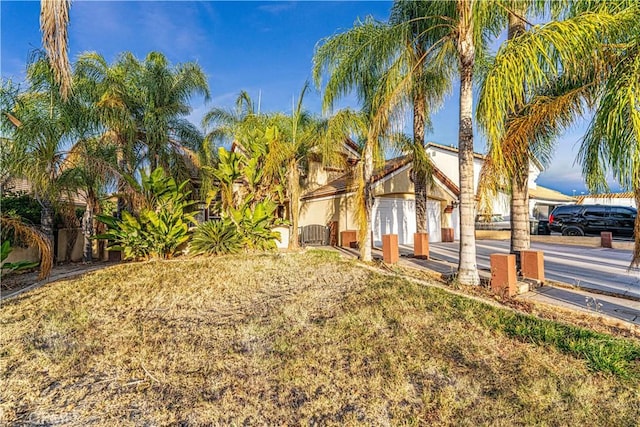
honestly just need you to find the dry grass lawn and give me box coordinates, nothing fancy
[1,250,639,425]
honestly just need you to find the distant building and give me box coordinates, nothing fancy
[576,192,636,208]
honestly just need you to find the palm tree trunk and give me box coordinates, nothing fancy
[456,0,479,285]
[40,199,55,257]
[413,89,428,233]
[360,141,375,262]
[116,142,127,219]
[508,5,530,256]
[632,186,640,267]
[288,159,301,249]
[510,169,530,253]
[82,195,95,263]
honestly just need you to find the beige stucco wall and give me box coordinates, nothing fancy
[300,193,359,233]
[373,167,413,197]
[4,229,90,267]
[56,229,85,262]
[300,165,461,238]
[3,245,40,264]
[304,160,347,193]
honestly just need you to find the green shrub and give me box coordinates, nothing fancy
[229,199,283,251]
[97,168,196,260]
[190,200,284,256]
[0,192,41,225]
[189,219,243,255]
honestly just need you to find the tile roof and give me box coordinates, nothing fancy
[530,185,575,202]
[302,155,411,200]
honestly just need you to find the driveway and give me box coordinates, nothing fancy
[425,240,640,300]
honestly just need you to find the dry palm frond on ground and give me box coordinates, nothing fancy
[1,215,52,279]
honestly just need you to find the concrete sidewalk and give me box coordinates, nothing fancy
[330,245,640,327]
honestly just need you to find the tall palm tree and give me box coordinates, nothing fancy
[400,0,504,285]
[1,55,84,247]
[313,17,401,262]
[75,52,142,217]
[40,0,72,99]
[579,15,640,266]
[478,2,640,265]
[76,51,210,212]
[135,52,210,174]
[386,1,455,235]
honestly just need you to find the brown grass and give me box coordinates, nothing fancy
[1,250,639,425]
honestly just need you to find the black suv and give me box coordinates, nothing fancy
[548,204,637,236]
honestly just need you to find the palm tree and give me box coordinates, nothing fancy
[1,55,84,247]
[40,0,72,99]
[75,52,142,217]
[202,90,258,146]
[578,14,640,266]
[264,84,358,248]
[389,1,454,235]
[76,51,210,213]
[395,0,504,285]
[477,2,640,265]
[1,215,53,280]
[60,138,119,263]
[135,52,210,175]
[313,17,401,262]
[203,91,282,209]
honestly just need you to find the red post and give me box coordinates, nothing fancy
[601,231,613,248]
[340,230,357,248]
[414,232,429,259]
[520,250,545,283]
[490,253,517,297]
[382,234,399,264]
[441,228,454,242]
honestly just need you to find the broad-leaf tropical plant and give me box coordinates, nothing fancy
[97,167,197,260]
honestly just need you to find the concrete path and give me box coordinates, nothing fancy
[1,262,113,300]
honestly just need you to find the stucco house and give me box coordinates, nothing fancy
[299,141,574,246]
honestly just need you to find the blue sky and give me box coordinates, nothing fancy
[1,0,610,195]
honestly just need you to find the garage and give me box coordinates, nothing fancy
[372,198,441,247]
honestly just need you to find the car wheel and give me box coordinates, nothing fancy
[562,226,584,237]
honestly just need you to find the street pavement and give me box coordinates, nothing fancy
[425,240,640,300]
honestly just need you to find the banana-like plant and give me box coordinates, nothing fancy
[97,167,196,260]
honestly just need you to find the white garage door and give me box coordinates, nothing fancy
[373,198,441,246]
[426,200,442,243]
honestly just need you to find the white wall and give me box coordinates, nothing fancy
[427,146,483,193]
[579,197,636,208]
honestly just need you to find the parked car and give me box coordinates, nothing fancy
[475,214,550,235]
[475,214,511,230]
[548,204,637,236]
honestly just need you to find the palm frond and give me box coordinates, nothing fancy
[1,215,52,279]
